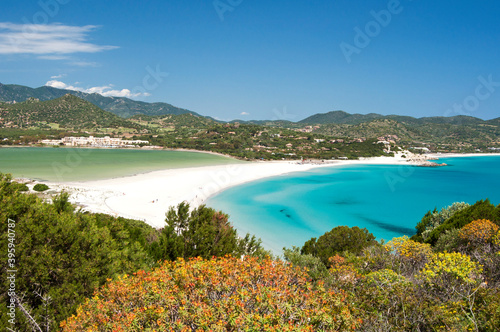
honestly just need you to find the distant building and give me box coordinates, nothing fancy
[40,136,149,147]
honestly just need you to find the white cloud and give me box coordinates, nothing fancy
[50,74,66,79]
[45,80,149,99]
[240,112,250,116]
[38,55,70,60]
[0,22,118,55]
[69,61,99,67]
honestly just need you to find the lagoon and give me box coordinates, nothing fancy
[0,147,241,182]
[207,156,500,254]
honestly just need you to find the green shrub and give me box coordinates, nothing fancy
[11,182,29,191]
[33,183,49,192]
[301,225,377,265]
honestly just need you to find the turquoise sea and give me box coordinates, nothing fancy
[207,156,500,254]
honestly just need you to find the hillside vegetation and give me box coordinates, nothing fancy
[1,83,499,157]
[0,94,142,131]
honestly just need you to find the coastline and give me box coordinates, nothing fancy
[17,151,500,229]
[43,155,414,228]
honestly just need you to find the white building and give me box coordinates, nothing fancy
[40,136,149,147]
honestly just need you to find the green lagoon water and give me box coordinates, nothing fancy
[207,156,500,254]
[0,147,242,182]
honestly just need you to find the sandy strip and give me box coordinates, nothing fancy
[44,155,421,228]
[45,153,500,228]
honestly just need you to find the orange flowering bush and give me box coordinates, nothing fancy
[459,219,499,246]
[61,256,358,331]
[328,255,361,285]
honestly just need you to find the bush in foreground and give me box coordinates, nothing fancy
[61,256,359,331]
[33,183,49,191]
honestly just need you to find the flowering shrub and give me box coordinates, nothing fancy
[418,252,482,302]
[459,219,499,246]
[329,255,361,285]
[384,236,432,274]
[61,256,359,331]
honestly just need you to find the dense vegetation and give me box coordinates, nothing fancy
[0,95,143,131]
[136,121,390,160]
[0,174,268,331]
[61,257,358,331]
[2,172,499,330]
[285,200,500,331]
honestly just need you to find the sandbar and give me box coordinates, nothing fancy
[47,154,420,228]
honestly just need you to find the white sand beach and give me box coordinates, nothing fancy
[46,154,421,228]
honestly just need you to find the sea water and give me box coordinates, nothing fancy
[207,156,500,254]
[0,147,241,182]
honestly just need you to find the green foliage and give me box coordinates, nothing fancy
[9,181,28,192]
[0,173,154,330]
[475,288,500,331]
[52,191,74,213]
[413,202,470,241]
[283,246,329,281]
[149,202,268,261]
[301,225,377,265]
[32,183,49,192]
[434,228,462,253]
[424,200,500,245]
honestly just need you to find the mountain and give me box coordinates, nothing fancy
[299,110,385,125]
[299,110,490,126]
[0,83,198,118]
[0,94,140,130]
[487,117,500,126]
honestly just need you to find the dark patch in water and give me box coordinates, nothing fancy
[354,214,415,235]
[279,209,293,219]
[333,198,359,205]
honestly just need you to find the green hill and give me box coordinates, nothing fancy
[298,110,489,126]
[0,94,141,130]
[0,83,198,119]
[299,110,385,125]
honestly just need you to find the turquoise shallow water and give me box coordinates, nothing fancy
[0,147,242,182]
[207,156,500,254]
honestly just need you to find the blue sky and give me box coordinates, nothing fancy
[1,0,499,121]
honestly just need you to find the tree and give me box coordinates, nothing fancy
[60,256,359,331]
[301,226,377,265]
[413,202,470,242]
[282,246,328,281]
[149,203,268,261]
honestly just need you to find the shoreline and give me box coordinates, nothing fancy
[41,155,414,228]
[16,152,500,229]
